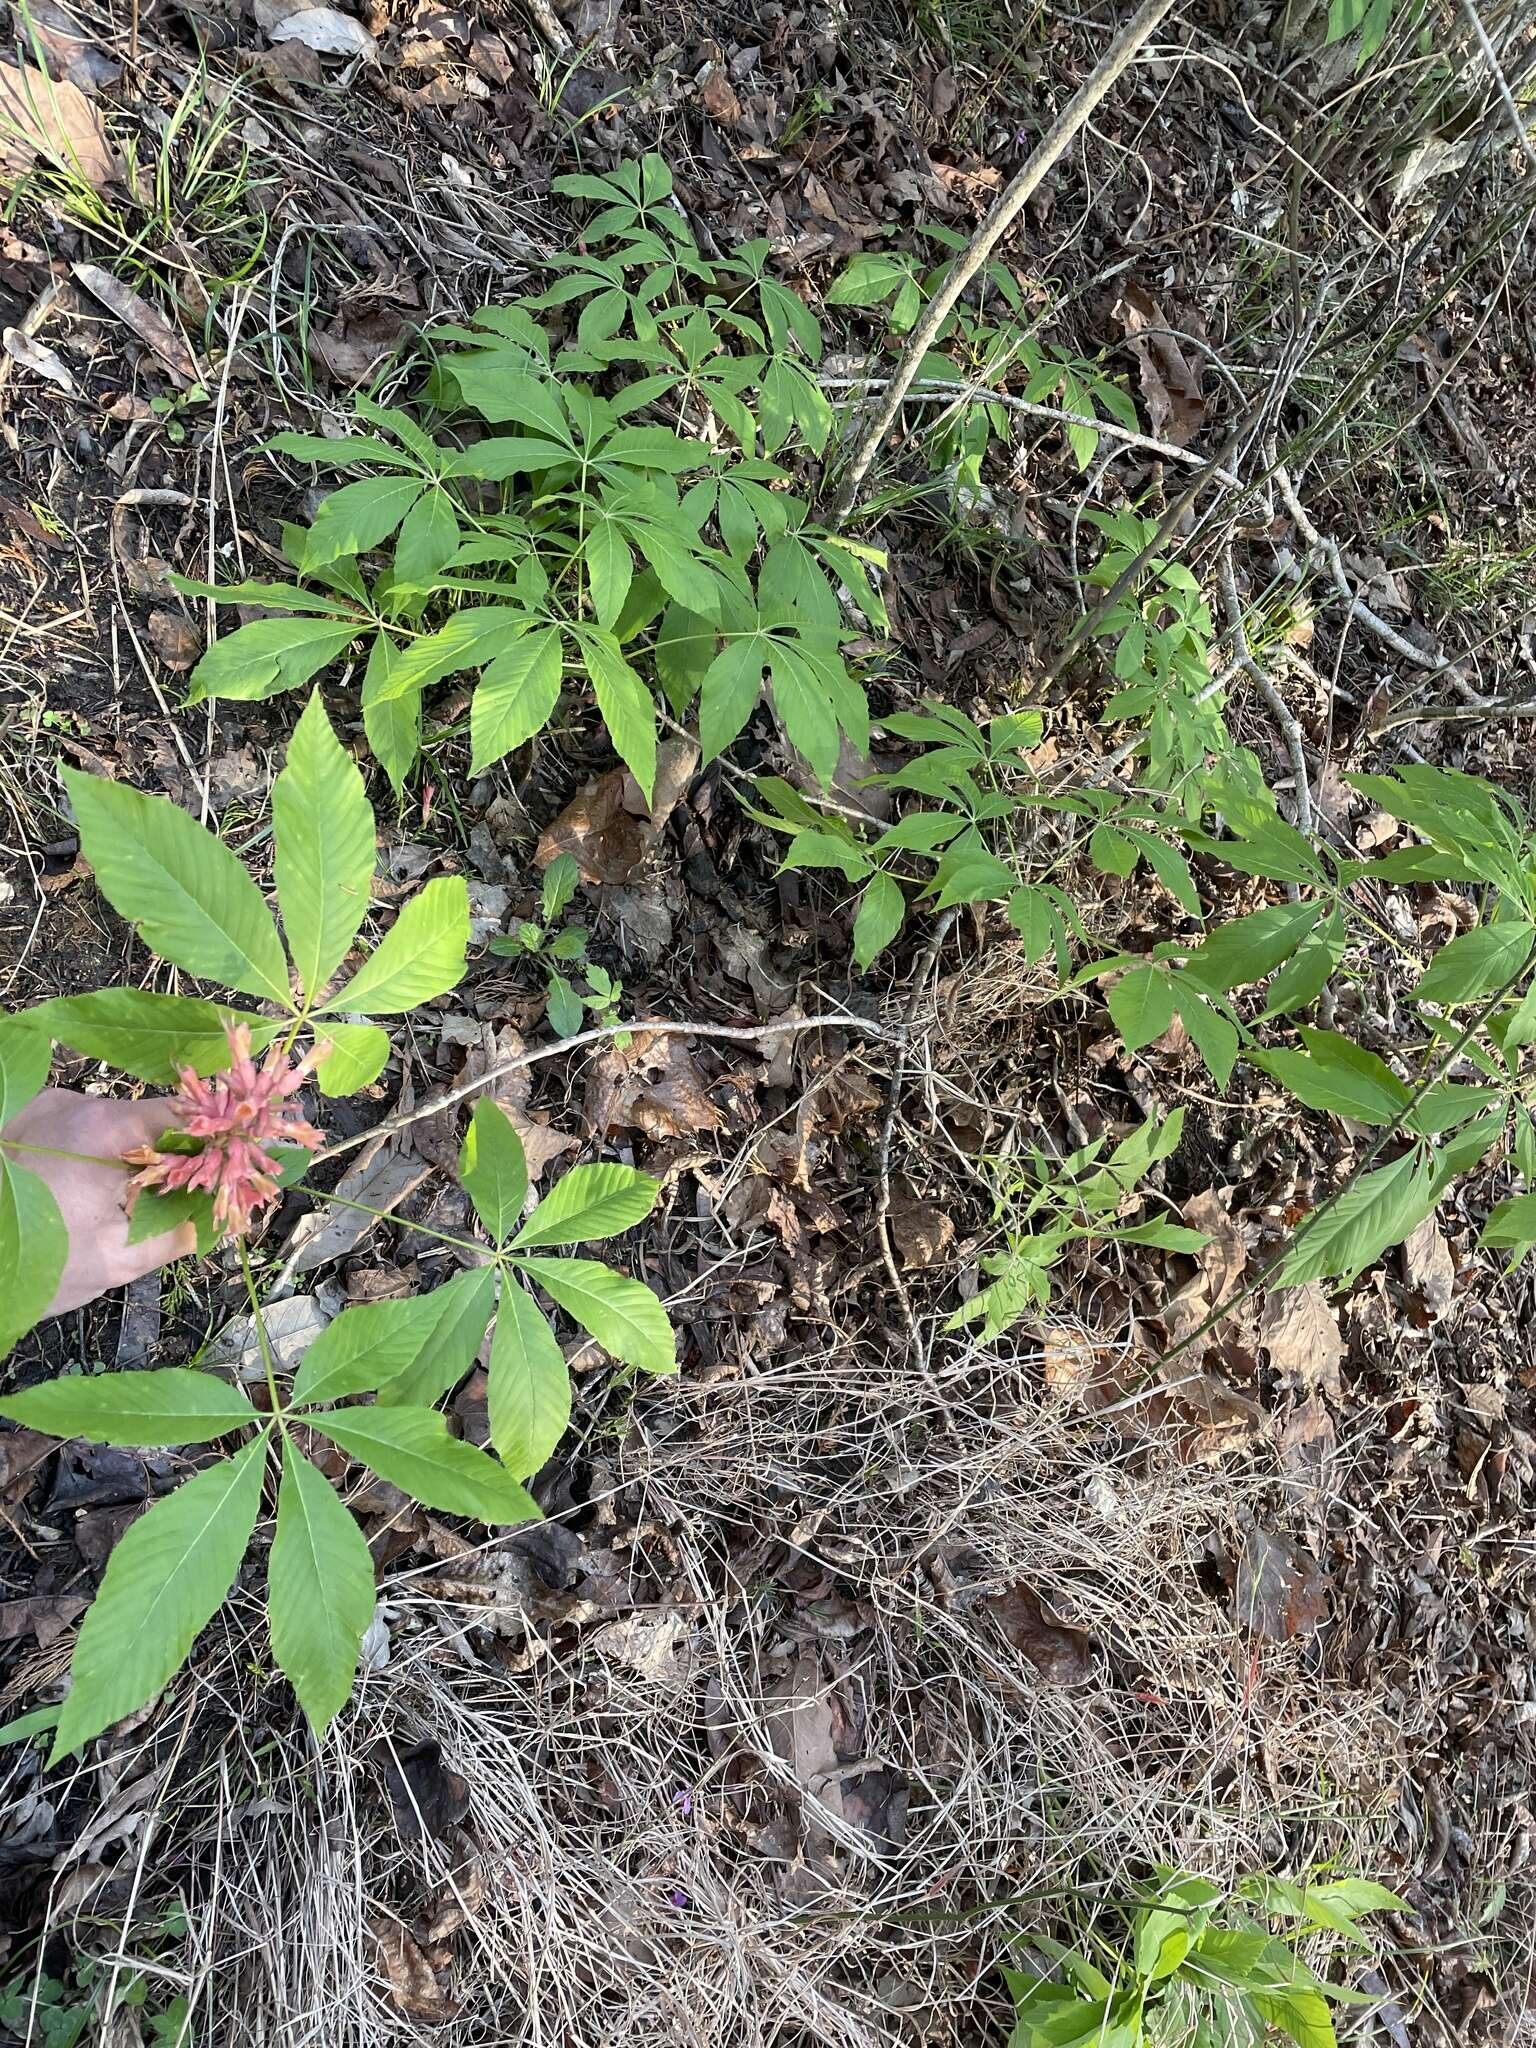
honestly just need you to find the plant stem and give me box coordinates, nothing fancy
[826,0,1176,516]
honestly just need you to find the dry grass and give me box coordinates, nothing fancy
[2,1322,1413,2048]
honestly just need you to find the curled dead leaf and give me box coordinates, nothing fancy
[1111,283,1205,448]
[369,1917,461,2023]
[991,1582,1094,1684]
[584,1029,722,1140]
[1232,1525,1328,1641]
[269,5,378,56]
[146,609,203,672]
[1402,1215,1454,1320]
[73,263,200,386]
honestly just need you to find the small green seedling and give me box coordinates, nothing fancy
[149,383,210,444]
[489,852,627,1040]
[1006,1867,1408,2048]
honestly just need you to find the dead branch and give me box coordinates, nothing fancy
[827,0,1176,516]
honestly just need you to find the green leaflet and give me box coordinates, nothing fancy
[488,1279,571,1476]
[1180,900,1321,996]
[1253,1030,1411,1126]
[64,769,292,1006]
[0,1156,68,1360]
[269,1441,377,1737]
[1414,920,1534,1007]
[314,1021,391,1097]
[1279,1149,1435,1286]
[583,629,657,802]
[293,1285,489,1406]
[185,616,363,706]
[0,1367,256,1445]
[470,626,563,775]
[272,693,377,1002]
[362,631,421,793]
[512,1254,675,1373]
[377,1265,498,1408]
[307,1404,538,1524]
[52,1432,269,1761]
[510,1161,659,1248]
[0,1012,50,1124]
[299,474,424,570]
[323,877,469,1014]
[698,637,766,762]
[393,489,461,593]
[1108,967,1174,1053]
[461,1098,529,1245]
[24,990,279,1083]
[852,872,905,971]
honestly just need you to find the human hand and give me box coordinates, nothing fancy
[0,1091,198,1317]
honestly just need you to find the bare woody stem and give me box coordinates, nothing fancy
[826,0,1176,517]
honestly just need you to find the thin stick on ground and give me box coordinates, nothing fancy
[1270,458,1500,706]
[314,1012,896,1167]
[1217,547,1313,839]
[827,0,1176,516]
[874,907,959,1370]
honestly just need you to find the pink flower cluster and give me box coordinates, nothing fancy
[126,1024,326,1235]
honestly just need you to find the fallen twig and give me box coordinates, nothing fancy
[314,1013,896,1167]
[1271,456,1487,705]
[821,376,1244,488]
[827,0,1176,516]
[874,908,960,1372]
[1218,548,1313,840]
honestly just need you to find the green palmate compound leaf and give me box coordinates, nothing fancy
[0,1013,50,1124]
[294,1283,489,1406]
[1414,920,1534,1006]
[271,693,378,1002]
[0,1367,256,1445]
[512,1255,675,1373]
[51,1431,269,1761]
[299,474,425,571]
[314,1021,391,1097]
[323,877,469,1015]
[1279,1148,1435,1287]
[488,1279,570,1476]
[0,1157,67,1360]
[470,626,563,775]
[268,1440,377,1737]
[377,1265,497,1408]
[63,769,292,1006]
[511,1162,658,1248]
[24,991,279,1084]
[461,1098,529,1245]
[184,618,363,706]
[307,1405,538,1524]
[852,872,906,971]
[1108,966,1174,1053]
[1253,1029,1412,1126]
